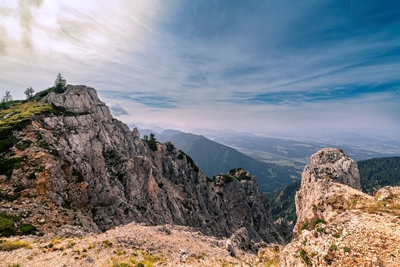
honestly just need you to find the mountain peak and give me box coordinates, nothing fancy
[43,85,113,121]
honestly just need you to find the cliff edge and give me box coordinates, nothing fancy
[280,148,400,266]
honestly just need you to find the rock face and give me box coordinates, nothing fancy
[294,148,360,234]
[280,148,400,267]
[0,85,283,247]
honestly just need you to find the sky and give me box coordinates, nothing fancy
[1,0,400,137]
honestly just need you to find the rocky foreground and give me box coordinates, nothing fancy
[280,148,400,267]
[0,222,282,267]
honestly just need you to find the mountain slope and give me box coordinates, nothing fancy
[158,132,300,193]
[0,85,284,247]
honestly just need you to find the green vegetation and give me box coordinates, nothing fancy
[0,91,13,110]
[0,213,36,236]
[0,215,16,237]
[177,150,199,172]
[143,133,158,151]
[24,87,35,99]
[312,218,326,226]
[332,233,340,238]
[300,221,309,231]
[55,72,67,93]
[0,157,25,178]
[266,179,300,222]
[299,249,312,265]
[19,224,37,235]
[343,246,350,253]
[128,251,165,267]
[358,156,400,194]
[228,167,252,181]
[179,199,193,212]
[221,174,233,183]
[72,168,84,183]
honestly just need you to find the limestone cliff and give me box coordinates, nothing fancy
[0,85,283,247]
[280,148,400,266]
[293,148,361,234]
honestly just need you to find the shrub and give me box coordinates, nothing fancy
[299,249,312,266]
[0,157,25,178]
[300,221,309,231]
[15,140,32,150]
[20,224,37,235]
[312,218,326,226]
[72,168,84,183]
[0,216,16,237]
[179,199,193,212]
[221,174,233,183]
[333,233,341,238]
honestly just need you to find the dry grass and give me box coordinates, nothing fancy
[0,101,54,127]
[0,240,32,251]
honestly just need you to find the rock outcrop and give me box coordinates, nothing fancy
[294,148,361,234]
[0,85,283,248]
[280,148,400,267]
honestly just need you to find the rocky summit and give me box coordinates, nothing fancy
[280,148,400,267]
[0,85,285,252]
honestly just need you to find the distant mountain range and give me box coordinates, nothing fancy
[213,135,397,162]
[157,131,300,193]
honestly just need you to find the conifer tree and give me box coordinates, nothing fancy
[24,87,35,99]
[55,73,67,93]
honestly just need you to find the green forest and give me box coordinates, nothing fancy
[358,156,400,193]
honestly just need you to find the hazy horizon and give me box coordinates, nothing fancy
[1,1,399,138]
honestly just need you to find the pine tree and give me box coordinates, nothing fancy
[0,91,12,110]
[2,91,12,102]
[24,87,35,99]
[55,73,67,93]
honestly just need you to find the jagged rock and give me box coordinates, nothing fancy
[274,218,293,242]
[226,238,236,257]
[0,85,283,249]
[294,148,361,234]
[280,149,400,267]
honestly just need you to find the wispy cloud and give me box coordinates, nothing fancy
[1,0,400,136]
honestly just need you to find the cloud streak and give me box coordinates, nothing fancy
[1,0,400,137]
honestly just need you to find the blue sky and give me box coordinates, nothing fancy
[1,0,400,137]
